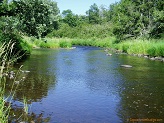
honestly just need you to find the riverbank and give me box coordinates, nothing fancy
[108,39,164,62]
[23,36,164,61]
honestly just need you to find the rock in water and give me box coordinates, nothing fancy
[120,65,132,68]
[106,53,112,56]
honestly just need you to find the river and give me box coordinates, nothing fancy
[7,46,164,123]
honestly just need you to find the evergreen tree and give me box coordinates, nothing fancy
[87,3,101,24]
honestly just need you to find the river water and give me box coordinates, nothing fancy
[8,46,164,123]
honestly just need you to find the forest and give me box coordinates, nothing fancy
[0,0,164,57]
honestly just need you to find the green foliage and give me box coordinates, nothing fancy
[87,3,101,24]
[0,0,163,58]
[61,9,79,27]
[110,0,164,39]
[114,39,164,57]
[0,87,8,123]
[13,0,59,38]
[0,10,32,58]
[0,42,23,123]
[47,22,113,39]
[39,41,59,48]
[23,36,73,48]
[59,40,72,48]
[0,0,16,17]
[147,41,164,56]
[71,37,116,48]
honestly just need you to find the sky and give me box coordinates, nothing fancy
[55,0,120,15]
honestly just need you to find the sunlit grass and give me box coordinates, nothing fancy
[114,39,164,56]
[23,35,164,57]
[71,37,116,48]
[23,36,73,48]
[0,42,31,122]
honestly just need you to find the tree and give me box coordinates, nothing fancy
[110,0,164,40]
[87,3,101,24]
[61,9,79,27]
[0,0,16,17]
[0,0,32,57]
[13,0,59,38]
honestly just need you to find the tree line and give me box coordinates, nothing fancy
[54,0,163,40]
[0,0,163,54]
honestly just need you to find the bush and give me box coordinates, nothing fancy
[59,40,72,48]
[0,32,32,59]
[147,42,164,57]
[47,22,113,39]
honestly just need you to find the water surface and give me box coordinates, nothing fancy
[8,46,164,123]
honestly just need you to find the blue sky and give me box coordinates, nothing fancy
[55,0,120,15]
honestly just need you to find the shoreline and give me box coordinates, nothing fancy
[104,48,164,62]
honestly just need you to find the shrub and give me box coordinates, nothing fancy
[59,40,72,48]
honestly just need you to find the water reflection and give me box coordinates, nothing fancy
[117,54,164,122]
[6,49,57,103]
[85,49,122,95]
[4,47,164,123]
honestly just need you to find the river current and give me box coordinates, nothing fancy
[7,46,164,123]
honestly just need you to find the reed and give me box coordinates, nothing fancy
[0,42,15,123]
[0,42,30,122]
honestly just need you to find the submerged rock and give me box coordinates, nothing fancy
[144,55,149,58]
[106,53,112,56]
[120,65,132,68]
[150,57,155,60]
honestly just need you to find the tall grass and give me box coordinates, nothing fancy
[114,39,164,57]
[71,37,116,48]
[0,42,15,123]
[0,42,30,122]
[23,36,73,48]
[23,36,116,49]
[23,35,164,57]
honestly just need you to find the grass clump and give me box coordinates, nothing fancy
[23,35,164,57]
[0,42,17,123]
[23,36,73,48]
[147,41,164,57]
[0,42,31,122]
[113,39,164,57]
[71,37,116,48]
[39,38,59,48]
[59,40,72,48]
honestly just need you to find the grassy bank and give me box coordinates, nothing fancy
[23,36,72,48]
[114,39,164,57]
[23,36,164,57]
[23,36,116,48]
[72,38,164,57]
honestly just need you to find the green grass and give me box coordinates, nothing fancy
[23,36,164,57]
[147,41,164,56]
[0,42,14,123]
[0,42,32,122]
[114,39,164,57]
[71,37,116,48]
[23,36,73,48]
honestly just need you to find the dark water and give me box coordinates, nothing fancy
[7,46,164,123]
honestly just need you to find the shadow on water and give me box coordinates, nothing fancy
[7,49,57,102]
[4,47,164,123]
[5,49,58,122]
